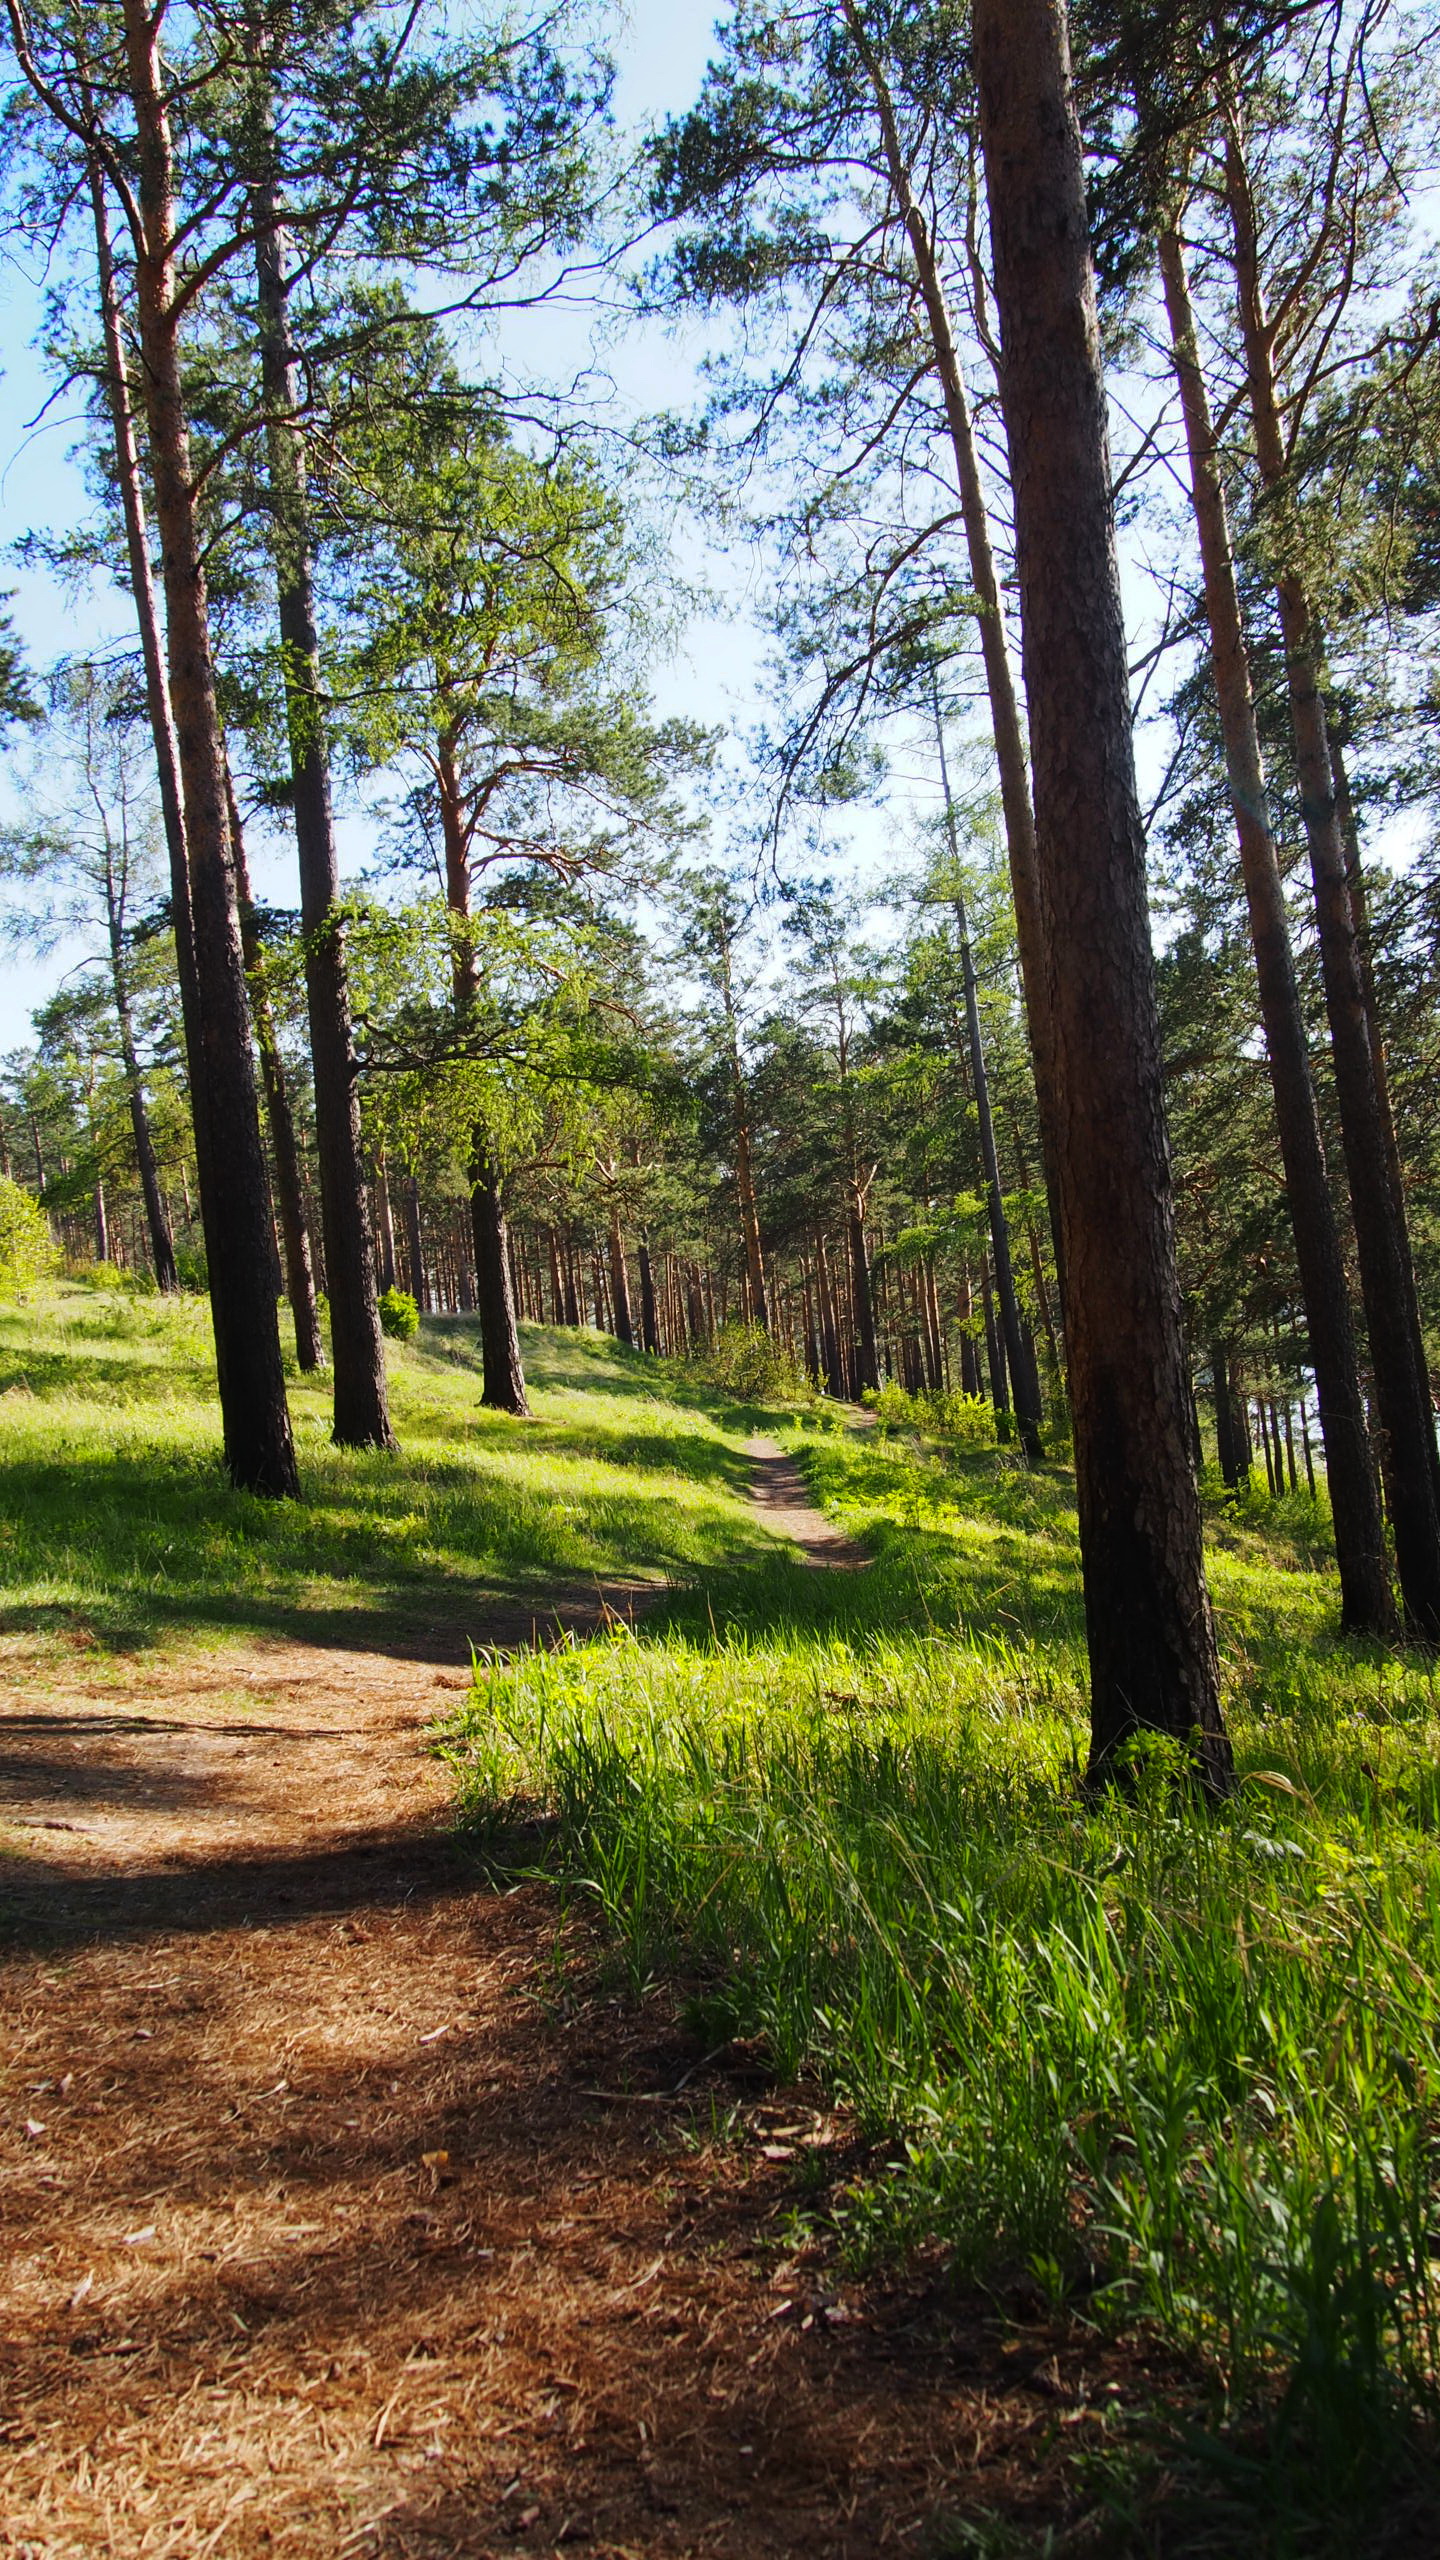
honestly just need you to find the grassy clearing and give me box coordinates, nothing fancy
[0,1282,778,1657]
[449,1406,1440,2528]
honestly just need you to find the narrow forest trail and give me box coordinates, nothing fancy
[0,1451,1125,2559]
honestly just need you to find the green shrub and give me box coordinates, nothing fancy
[0,1179,57,1297]
[378,1284,420,1341]
[685,1320,810,1403]
[869,1381,995,1443]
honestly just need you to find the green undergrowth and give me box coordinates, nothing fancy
[447,1415,1440,2534]
[0,1285,779,1656]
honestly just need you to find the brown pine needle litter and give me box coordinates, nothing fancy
[1,1613,1189,2558]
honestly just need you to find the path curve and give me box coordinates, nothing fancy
[747,1435,869,1569]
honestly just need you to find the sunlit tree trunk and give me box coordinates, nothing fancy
[973,0,1229,1787]
[119,0,298,1496]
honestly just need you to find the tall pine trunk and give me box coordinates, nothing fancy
[89,152,214,1287]
[609,1220,635,1348]
[638,1239,662,1356]
[843,0,1064,1291]
[251,127,392,1452]
[938,705,1043,1463]
[1158,215,1391,1635]
[1221,110,1440,1636]
[470,1139,528,1415]
[120,0,298,1498]
[973,0,1229,1789]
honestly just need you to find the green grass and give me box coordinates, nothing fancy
[0,1282,780,1656]
[7,1282,1440,2533]
[448,1409,1440,2535]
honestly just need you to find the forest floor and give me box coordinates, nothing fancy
[0,1324,1132,2559]
[2,1288,1438,2555]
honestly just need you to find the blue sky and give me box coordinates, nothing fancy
[0,2,737,1048]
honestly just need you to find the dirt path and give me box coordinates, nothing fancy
[745,1438,869,1568]
[0,1554,1121,2553]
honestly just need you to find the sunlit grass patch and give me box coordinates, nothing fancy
[0,1288,773,1654]
[447,1407,1440,2517]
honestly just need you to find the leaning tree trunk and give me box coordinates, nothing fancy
[1159,215,1391,1635]
[252,131,393,1452]
[227,774,324,1372]
[120,0,298,1498]
[1221,108,1440,1637]
[973,0,1230,1789]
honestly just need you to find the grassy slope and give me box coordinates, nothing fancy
[0,1283,777,1657]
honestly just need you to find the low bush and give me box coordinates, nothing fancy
[378,1284,420,1341]
[0,1179,57,1298]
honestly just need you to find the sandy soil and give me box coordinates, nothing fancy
[0,1504,1164,2556]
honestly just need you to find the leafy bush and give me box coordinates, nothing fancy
[684,1320,811,1403]
[378,1284,420,1341]
[0,1179,57,1297]
[869,1381,995,1443]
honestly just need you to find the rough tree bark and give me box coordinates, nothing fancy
[1158,215,1391,1635]
[118,0,298,1496]
[972,0,1230,1787]
[251,110,393,1450]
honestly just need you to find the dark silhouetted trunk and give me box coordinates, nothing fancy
[1159,216,1390,1632]
[252,126,392,1451]
[120,0,298,1496]
[974,0,1229,1787]
[470,1140,528,1414]
[847,1201,879,1395]
[609,1221,635,1348]
[437,728,527,1413]
[404,1176,427,1312]
[1210,1341,1242,1489]
[374,1155,397,1292]
[638,1239,661,1355]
